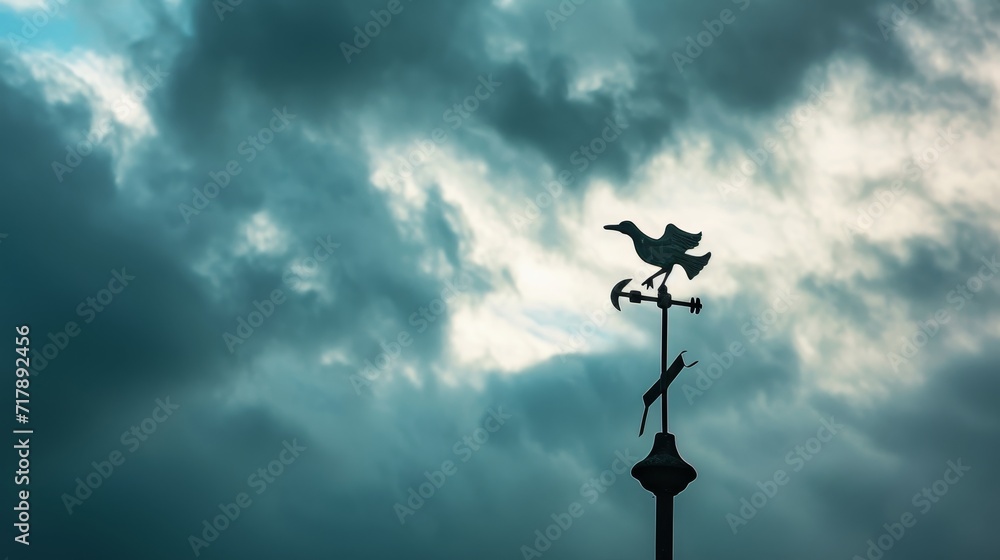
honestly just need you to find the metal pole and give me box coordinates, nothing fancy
[656,496,673,560]
[656,285,673,560]
[660,286,669,433]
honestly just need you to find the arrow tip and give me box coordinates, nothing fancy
[610,278,631,311]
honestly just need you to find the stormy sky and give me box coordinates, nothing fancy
[1,0,998,558]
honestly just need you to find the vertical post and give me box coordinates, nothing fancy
[656,285,672,560]
[656,497,673,560]
[660,286,669,432]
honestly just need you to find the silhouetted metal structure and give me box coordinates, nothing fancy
[606,222,710,560]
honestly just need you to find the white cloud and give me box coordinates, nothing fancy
[239,211,288,255]
[0,0,49,10]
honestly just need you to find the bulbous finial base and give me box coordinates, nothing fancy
[631,432,697,497]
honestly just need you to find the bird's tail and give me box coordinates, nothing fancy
[677,252,711,280]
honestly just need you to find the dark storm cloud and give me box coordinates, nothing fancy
[801,348,1000,558]
[0,6,504,550]
[2,0,997,558]
[0,55,229,413]
[848,221,1000,323]
[0,50,247,552]
[629,0,914,111]
[155,0,679,198]
[162,0,499,146]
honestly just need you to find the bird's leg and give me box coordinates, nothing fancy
[658,267,674,289]
[642,268,669,290]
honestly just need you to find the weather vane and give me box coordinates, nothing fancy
[604,220,711,560]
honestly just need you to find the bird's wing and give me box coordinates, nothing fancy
[660,223,702,250]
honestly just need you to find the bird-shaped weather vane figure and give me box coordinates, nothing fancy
[605,220,710,560]
[604,221,711,290]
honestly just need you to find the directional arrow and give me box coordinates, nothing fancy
[610,278,703,313]
[638,351,698,436]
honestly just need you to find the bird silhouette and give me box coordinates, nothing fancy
[604,221,711,289]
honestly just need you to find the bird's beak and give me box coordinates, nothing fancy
[604,224,621,232]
